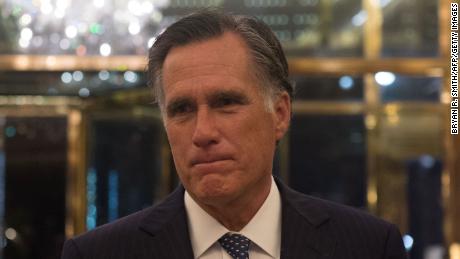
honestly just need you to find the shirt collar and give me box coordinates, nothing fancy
[184,190,227,258]
[184,177,282,258]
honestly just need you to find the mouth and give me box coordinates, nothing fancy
[191,159,233,175]
[191,157,233,167]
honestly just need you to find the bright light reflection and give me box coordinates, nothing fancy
[12,0,172,54]
[141,1,154,13]
[5,126,16,138]
[19,38,30,48]
[403,235,414,251]
[98,70,110,80]
[128,0,143,16]
[124,71,138,83]
[61,72,72,83]
[65,25,78,38]
[41,2,53,14]
[451,243,460,259]
[59,38,70,50]
[93,0,105,8]
[78,23,88,33]
[151,10,163,23]
[79,88,90,98]
[100,43,111,56]
[86,168,97,230]
[352,10,367,26]
[420,155,435,169]
[54,8,65,18]
[56,0,70,9]
[128,20,141,35]
[375,72,396,86]
[156,0,171,8]
[21,28,33,41]
[19,14,32,26]
[5,228,17,240]
[380,0,391,7]
[147,37,156,48]
[46,56,57,66]
[73,71,84,82]
[339,76,354,90]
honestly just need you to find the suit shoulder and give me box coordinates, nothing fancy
[281,186,407,258]
[61,187,188,258]
[314,194,390,227]
[72,206,154,243]
[303,195,406,258]
[61,207,156,258]
[283,186,394,231]
[70,186,185,246]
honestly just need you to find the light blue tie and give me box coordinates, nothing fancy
[218,233,251,259]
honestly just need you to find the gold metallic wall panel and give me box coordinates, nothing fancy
[0,96,82,106]
[292,101,364,114]
[0,55,446,77]
[376,158,408,233]
[66,110,88,236]
[0,55,147,71]
[289,58,446,76]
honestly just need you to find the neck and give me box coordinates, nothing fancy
[196,176,272,231]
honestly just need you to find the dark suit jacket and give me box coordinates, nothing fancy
[62,180,407,259]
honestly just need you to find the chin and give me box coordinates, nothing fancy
[193,178,236,204]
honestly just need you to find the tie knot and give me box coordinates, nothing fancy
[218,233,251,259]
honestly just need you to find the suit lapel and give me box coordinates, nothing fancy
[138,186,194,259]
[277,179,337,259]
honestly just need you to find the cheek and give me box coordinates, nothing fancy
[165,121,189,144]
[165,125,189,165]
[244,112,276,140]
[225,112,276,155]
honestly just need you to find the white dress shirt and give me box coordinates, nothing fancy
[184,177,282,259]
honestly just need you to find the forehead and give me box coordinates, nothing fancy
[164,31,250,69]
[161,32,255,93]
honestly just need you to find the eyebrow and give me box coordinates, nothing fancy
[208,90,250,106]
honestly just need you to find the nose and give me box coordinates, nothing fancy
[192,106,220,147]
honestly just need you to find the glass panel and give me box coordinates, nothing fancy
[3,117,67,259]
[293,75,363,101]
[289,114,366,208]
[0,71,147,96]
[382,0,438,57]
[0,0,363,56]
[376,106,445,258]
[327,0,363,57]
[375,74,441,103]
[86,116,164,229]
[220,0,363,56]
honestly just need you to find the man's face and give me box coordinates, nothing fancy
[161,32,290,206]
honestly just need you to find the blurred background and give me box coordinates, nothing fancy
[0,0,458,258]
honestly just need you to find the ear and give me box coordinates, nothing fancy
[273,92,291,140]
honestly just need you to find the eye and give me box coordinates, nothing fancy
[211,93,248,109]
[175,103,192,113]
[167,100,194,117]
[216,96,240,107]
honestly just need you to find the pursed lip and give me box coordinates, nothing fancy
[190,154,234,167]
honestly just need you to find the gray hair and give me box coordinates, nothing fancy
[147,9,293,110]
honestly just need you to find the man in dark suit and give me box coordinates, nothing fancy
[62,10,407,259]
